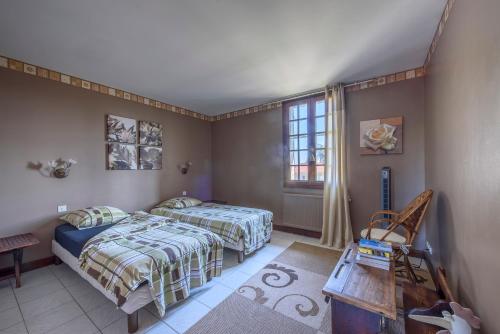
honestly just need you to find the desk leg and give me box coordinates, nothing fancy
[331,299,381,334]
[13,248,23,288]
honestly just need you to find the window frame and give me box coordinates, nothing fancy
[283,93,326,189]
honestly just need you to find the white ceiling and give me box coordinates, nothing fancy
[0,0,446,116]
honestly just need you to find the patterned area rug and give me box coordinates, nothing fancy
[187,242,341,334]
[187,241,432,334]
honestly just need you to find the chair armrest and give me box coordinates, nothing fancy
[368,218,397,229]
[369,210,400,222]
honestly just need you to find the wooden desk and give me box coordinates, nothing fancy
[322,242,396,334]
[0,233,39,288]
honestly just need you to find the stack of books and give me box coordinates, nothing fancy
[356,239,393,270]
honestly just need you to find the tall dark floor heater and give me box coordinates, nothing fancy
[381,167,392,225]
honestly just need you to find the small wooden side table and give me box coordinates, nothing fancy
[0,233,39,288]
[322,242,396,334]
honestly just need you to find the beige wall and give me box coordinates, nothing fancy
[0,68,212,269]
[347,78,426,248]
[212,78,426,246]
[424,1,500,333]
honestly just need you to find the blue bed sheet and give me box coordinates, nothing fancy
[54,223,115,258]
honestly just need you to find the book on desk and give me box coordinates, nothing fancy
[356,238,394,271]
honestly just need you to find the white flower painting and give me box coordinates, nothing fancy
[107,115,136,144]
[105,115,163,171]
[108,143,137,170]
[360,117,403,155]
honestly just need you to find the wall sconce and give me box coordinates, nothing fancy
[48,158,77,178]
[178,161,192,174]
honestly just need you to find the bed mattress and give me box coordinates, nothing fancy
[54,223,115,257]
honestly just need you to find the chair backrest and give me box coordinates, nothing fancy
[397,189,433,245]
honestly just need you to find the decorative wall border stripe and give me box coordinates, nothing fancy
[0,54,214,122]
[424,0,455,68]
[215,66,425,121]
[215,101,283,121]
[0,0,452,124]
[344,66,425,93]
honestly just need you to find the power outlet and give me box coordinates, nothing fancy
[182,191,187,196]
[426,241,433,255]
[57,204,68,213]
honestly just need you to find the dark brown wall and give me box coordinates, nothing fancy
[0,68,212,268]
[212,78,426,246]
[347,78,426,248]
[424,1,500,333]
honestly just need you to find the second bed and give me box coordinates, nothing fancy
[151,202,273,262]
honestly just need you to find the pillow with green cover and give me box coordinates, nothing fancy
[156,197,202,209]
[60,206,129,229]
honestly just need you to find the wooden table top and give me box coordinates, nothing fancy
[0,233,39,253]
[322,242,397,320]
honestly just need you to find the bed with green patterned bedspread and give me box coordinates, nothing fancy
[150,203,273,255]
[78,213,223,317]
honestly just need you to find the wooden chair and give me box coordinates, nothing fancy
[360,189,433,283]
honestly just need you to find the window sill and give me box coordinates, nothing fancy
[284,181,324,190]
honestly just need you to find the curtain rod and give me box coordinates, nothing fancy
[273,87,326,104]
[279,76,377,98]
[273,81,358,104]
[343,80,366,88]
[263,79,364,106]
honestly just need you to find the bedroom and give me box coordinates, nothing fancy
[0,1,497,333]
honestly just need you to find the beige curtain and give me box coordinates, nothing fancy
[320,84,353,249]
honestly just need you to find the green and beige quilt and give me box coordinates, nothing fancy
[151,203,273,255]
[78,213,223,316]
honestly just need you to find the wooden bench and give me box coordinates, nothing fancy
[0,233,39,288]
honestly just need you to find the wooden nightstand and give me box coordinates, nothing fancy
[0,233,40,288]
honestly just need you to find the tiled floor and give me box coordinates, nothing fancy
[0,231,327,334]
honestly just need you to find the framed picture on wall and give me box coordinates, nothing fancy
[107,115,137,144]
[139,146,162,170]
[108,143,137,170]
[139,120,163,146]
[360,116,403,155]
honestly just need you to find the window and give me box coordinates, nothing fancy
[283,94,326,188]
